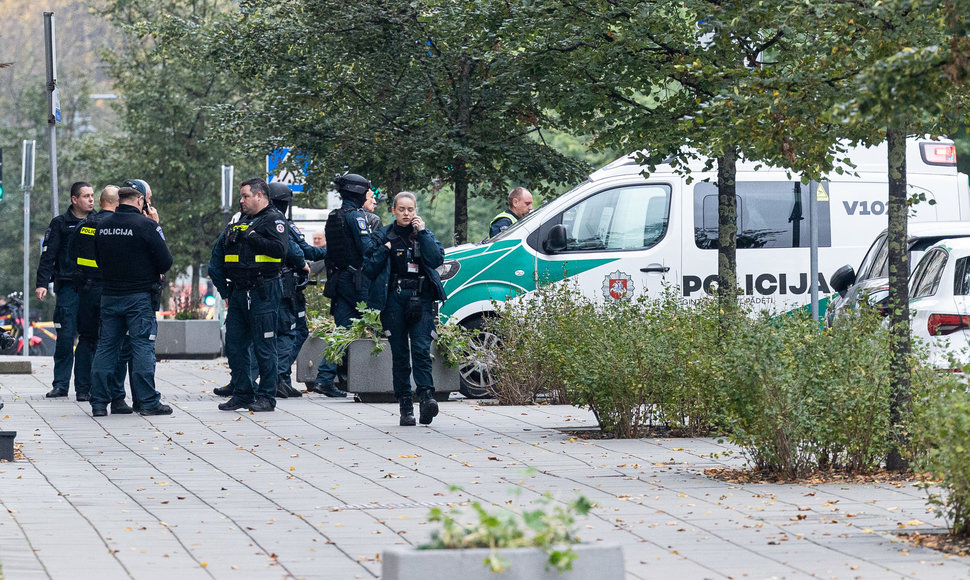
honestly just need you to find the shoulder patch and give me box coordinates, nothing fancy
[356,217,368,231]
[156,226,166,241]
[276,223,285,233]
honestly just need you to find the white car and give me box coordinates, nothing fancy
[909,237,970,369]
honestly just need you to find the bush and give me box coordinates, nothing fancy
[715,308,914,477]
[489,284,722,436]
[916,380,970,537]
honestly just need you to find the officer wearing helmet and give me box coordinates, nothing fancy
[312,173,375,397]
[268,182,326,397]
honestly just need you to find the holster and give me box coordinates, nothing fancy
[404,295,423,326]
[150,280,163,312]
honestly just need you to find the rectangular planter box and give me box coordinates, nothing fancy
[154,319,223,359]
[0,431,16,461]
[382,544,624,580]
[296,337,457,401]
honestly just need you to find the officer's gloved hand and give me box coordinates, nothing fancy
[0,331,15,351]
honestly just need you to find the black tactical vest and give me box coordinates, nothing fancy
[325,207,363,269]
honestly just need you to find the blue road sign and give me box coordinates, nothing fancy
[266,148,310,193]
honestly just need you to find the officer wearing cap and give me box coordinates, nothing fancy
[268,182,326,398]
[35,181,95,399]
[312,173,375,397]
[89,185,174,417]
[216,178,288,413]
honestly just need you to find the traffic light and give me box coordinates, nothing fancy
[203,281,217,307]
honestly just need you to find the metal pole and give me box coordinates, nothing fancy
[22,140,36,358]
[44,12,60,215]
[809,180,819,320]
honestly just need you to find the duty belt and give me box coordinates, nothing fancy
[392,276,425,293]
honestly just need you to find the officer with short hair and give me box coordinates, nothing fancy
[217,178,288,412]
[71,185,129,402]
[36,181,95,399]
[268,182,326,398]
[312,173,375,397]
[488,186,533,238]
[89,186,174,417]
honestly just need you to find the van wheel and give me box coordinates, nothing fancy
[458,315,499,399]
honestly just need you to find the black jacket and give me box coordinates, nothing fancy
[71,209,113,283]
[221,204,288,281]
[36,208,87,291]
[94,205,173,296]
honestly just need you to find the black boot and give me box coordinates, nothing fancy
[418,390,438,425]
[213,384,233,397]
[399,397,416,426]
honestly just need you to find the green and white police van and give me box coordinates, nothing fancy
[438,138,970,395]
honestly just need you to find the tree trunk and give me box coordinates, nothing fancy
[452,55,472,245]
[885,126,912,471]
[716,149,739,318]
[453,157,469,245]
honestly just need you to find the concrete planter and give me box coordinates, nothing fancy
[296,337,457,402]
[382,544,624,580]
[154,319,223,359]
[0,431,16,461]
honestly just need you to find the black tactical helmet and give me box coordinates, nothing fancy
[268,182,293,213]
[333,173,371,198]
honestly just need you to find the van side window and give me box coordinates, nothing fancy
[694,181,832,249]
[911,248,948,299]
[544,185,670,252]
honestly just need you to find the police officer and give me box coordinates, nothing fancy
[312,173,375,397]
[217,178,288,412]
[89,186,174,417]
[268,182,326,398]
[488,186,533,238]
[71,185,129,403]
[36,181,95,399]
[364,192,447,426]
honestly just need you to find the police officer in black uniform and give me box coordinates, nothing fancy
[312,173,375,397]
[89,186,174,417]
[217,178,288,412]
[71,185,129,403]
[36,181,95,399]
[364,192,447,426]
[268,183,327,398]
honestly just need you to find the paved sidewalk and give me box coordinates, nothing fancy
[0,355,967,579]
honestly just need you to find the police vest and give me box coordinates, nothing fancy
[222,213,283,280]
[75,211,110,280]
[489,211,518,230]
[325,207,365,269]
[387,227,421,280]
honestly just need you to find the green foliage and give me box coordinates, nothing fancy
[421,476,593,573]
[432,320,475,369]
[489,283,722,435]
[713,308,947,478]
[915,381,970,537]
[309,302,384,363]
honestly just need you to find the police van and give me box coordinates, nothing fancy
[438,138,969,338]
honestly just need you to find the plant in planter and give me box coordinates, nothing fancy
[310,301,385,362]
[421,482,594,573]
[432,318,476,369]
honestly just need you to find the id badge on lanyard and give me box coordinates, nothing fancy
[407,247,420,274]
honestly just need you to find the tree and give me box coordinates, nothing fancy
[72,0,263,308]
[824,0,970,469]
[520,0,856,315]
[165,0,588,245]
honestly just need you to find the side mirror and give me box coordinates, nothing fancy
[830,265,856,297]
[543,224,567,254]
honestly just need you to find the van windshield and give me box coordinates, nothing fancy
[485,180,590,242]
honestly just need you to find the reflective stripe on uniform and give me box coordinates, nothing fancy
[224,254,239,262]
[77,258,98,268]
[255,255,281,263]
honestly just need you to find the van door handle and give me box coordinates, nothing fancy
[641,266,670,273]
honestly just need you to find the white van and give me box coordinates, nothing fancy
[439,139,969,327]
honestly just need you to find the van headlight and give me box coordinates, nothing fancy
[437,260,461,281]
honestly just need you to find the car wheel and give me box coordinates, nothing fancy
[457,315,499,399]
